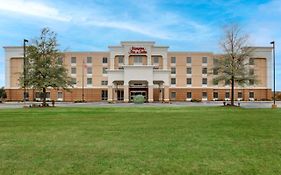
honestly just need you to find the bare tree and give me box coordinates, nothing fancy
[212,24,257,106]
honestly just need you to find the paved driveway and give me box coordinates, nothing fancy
[0,101,280,109]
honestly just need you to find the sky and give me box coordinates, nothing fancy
[0,0,280,90]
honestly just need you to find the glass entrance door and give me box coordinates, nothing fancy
[130,91,147,101]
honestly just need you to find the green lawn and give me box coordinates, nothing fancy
[0,107,281,175]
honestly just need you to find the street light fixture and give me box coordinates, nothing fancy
[270,41,277,108]
[23,39,29,102]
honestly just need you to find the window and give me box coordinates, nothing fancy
[171,67,176,74]
[249,69,254,75]
[71,78,76,85]
[225,92,230,98]
[153,56,159,64]
[213,92,218,99]
[186,67,192,74]
[23,92,29,100]
[202,57,208,64]
[249,80,255,85]
[58,57,63,64]
[87,78,92,85]
[102,57,108,63]
[202,67,208,74]
[36,92,50,99]
[87,67,92,74]
[225,80,230,86]
[213,68,218,75]
[57,92,63,99]
[186,57,192,64]
[238,92,243,98]
[134,56,142,64]
[249,92,255,98]
[202,78,207,85]
[213,80,219,86]
[71,57,76,64]
[87,57,92,64]
[118,56,124,63]
[101,90,108,100]
[71,67,76,74]
[171,92,176,99]
[101,80,108,85]
[171,78,176,85]
[103,67,107,74]
[186,78,192,85]
[171,57,176,63]
[202,92,207,99]
[187,92,192,99]
[249,58,255,65]
[213,58,219,65]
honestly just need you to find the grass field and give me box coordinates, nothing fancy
[0,107,281,175]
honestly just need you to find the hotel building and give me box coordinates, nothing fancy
[3,41,273,102]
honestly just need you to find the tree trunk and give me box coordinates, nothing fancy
[231,76,235,106]
[42,88,47,107]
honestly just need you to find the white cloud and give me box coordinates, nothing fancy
[0,0,71,22]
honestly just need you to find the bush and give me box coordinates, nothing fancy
[191,99,202,102]
[133,95,145,104]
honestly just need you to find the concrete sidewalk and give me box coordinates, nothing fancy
[0,101,280,109]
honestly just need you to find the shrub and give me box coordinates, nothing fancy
[133,95,145,104]
[191,99,202,102]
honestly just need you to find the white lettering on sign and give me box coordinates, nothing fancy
[129,47,147,54]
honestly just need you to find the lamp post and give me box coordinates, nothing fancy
[270,41,277,108]
[23,39,29,102]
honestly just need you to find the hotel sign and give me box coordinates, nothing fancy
[129,47,147,54]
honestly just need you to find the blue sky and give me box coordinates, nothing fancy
[0,0,280,90]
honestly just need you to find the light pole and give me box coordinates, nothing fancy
[23,39,29,102]
[270,41,277,108]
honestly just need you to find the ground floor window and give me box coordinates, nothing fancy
[249,92,255,99]
[186,92,192,99]
[171,92,176,100]
[225,92,230,99]
[57,92,63,100]
[101,90,108,100]
[35,92,50,100]
[202,92,207,99]
[23,92,29,101]
[213,92,218,99]
[238,92,243,99]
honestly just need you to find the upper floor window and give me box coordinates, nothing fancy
[118,56,124,63]
[87,57,92,64]
[202,78,207,85]
[186,67,192,74]
[87,67,92,74]
[71,57,76,64]
[71,67,76,74]
[101,80,108,86]
[58,57,63,64]
[186,57,192,64]
[103,67,107,74]
[249,58,255,65]
[171,78,176,85]
[202,57,208,64]
[186,78,192,85]
[87,78,92,85]
[153,56,159,64]
[171,57,176,64]
[71,78,76,85]
[202,67,208,74]
[102,57,108,64]
[249,69,254,75]
[134,56,142,64]
[213,68,218,75]
[171,67,176,74]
